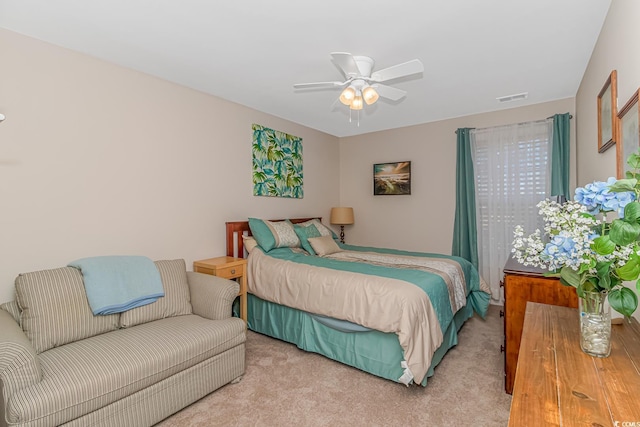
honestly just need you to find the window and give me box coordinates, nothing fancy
[471,120,553,303]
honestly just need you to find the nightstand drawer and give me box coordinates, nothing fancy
[214,264,243,279]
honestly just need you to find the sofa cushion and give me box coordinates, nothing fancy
[120,259,193,328]
[5,315,246,426]
[1,300,22,324]
[15,267,119,354]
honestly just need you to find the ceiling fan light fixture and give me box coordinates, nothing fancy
[339,86,356,105]
[362,86,379,105]
[350,94,363,110]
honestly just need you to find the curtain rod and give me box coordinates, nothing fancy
[454,113,573,134]
[547,114,573,120]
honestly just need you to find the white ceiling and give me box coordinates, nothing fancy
[0,0,611,137]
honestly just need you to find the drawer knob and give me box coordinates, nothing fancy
[499,280,504,288]
[500,310,504,318]
[231,269,236,274]
[500,345,505,353]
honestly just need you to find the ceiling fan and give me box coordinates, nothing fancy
[294,52,424,111]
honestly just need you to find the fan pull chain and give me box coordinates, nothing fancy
[358,110,360,127]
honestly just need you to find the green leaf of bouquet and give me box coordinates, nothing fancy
[624,202,640,223]
[609,219,640,246]
[542,271,561,278]
[596,261,613,276]
[578,262,592,274]
[615,257,640,281]
[598,272,612,290]
[610,275,622,290]
[560,266,581,288]
[593,236,616,255]
[608,287,638,317]
[609,178,637,192]
[628,152,640,170]
[596,261,612,288]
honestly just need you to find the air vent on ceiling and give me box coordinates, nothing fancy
[496,92,528,103]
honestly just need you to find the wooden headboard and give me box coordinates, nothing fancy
[225,217,321,258]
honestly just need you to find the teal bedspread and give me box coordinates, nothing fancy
[247,244,490,385]
[247,294,474,386]
[263,245,489,331]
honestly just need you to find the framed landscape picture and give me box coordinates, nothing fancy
[373,161,411,195]
[597,70,618,153]
[617,89,640,178]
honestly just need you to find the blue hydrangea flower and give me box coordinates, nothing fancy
[574,177,635,217]
[575,181,607,214]
[604,190,635,217]
[541,232,576,263]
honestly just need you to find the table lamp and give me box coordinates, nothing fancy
[330,207,355,243]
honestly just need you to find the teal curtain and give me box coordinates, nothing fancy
[550,113,571,199]
[452,128,478,269]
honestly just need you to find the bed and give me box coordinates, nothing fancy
[226,217,490,386]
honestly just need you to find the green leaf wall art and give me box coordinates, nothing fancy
[252,124,303,198]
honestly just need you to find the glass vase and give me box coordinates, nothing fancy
[579,290,611,357]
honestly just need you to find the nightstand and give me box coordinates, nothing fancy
[193,256,247,322]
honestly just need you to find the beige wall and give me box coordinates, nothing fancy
[338,98,576,254]
[0,29,340,303]
[576,0,640,184]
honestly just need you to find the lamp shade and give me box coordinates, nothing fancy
[330,207,355,225]
[362,86,379,105]
[350,95,363,110]
[339,87,356,105]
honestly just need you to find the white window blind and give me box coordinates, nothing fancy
[471,120,553,303]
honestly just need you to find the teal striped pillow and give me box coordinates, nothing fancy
[296,219,339,241]
[294,223,321,255]
[248,218,300,252]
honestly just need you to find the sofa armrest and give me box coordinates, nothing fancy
[187,272,240,320]
[0,310,41,395]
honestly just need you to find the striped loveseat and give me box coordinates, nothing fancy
[0,259,246,427]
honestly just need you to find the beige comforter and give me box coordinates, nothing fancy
[247,248,470,384]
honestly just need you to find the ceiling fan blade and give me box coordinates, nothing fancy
[373,84,407,101]
[293,81,347,89]
[371,59,424,82]
[331,52,360,77]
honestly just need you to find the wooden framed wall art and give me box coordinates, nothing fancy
[617,89,640,178]
[597,70,618,153]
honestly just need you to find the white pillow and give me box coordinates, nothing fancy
[242,235,258,253]
[307,236,342,256]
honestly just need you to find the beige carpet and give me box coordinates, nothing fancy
[158,305,511,427]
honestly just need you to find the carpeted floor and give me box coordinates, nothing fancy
[157,305,511,427]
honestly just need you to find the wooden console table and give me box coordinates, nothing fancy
[509,302,640,426]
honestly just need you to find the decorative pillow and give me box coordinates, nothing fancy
[242,235,259,253]
[15,267,120,354]
[248,218,300,252]
[308,236,342,256]
[120,259,193,328]
[296,219,339,240]
[294,223,321,255]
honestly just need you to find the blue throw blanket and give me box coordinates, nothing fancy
[68,256,165,315]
